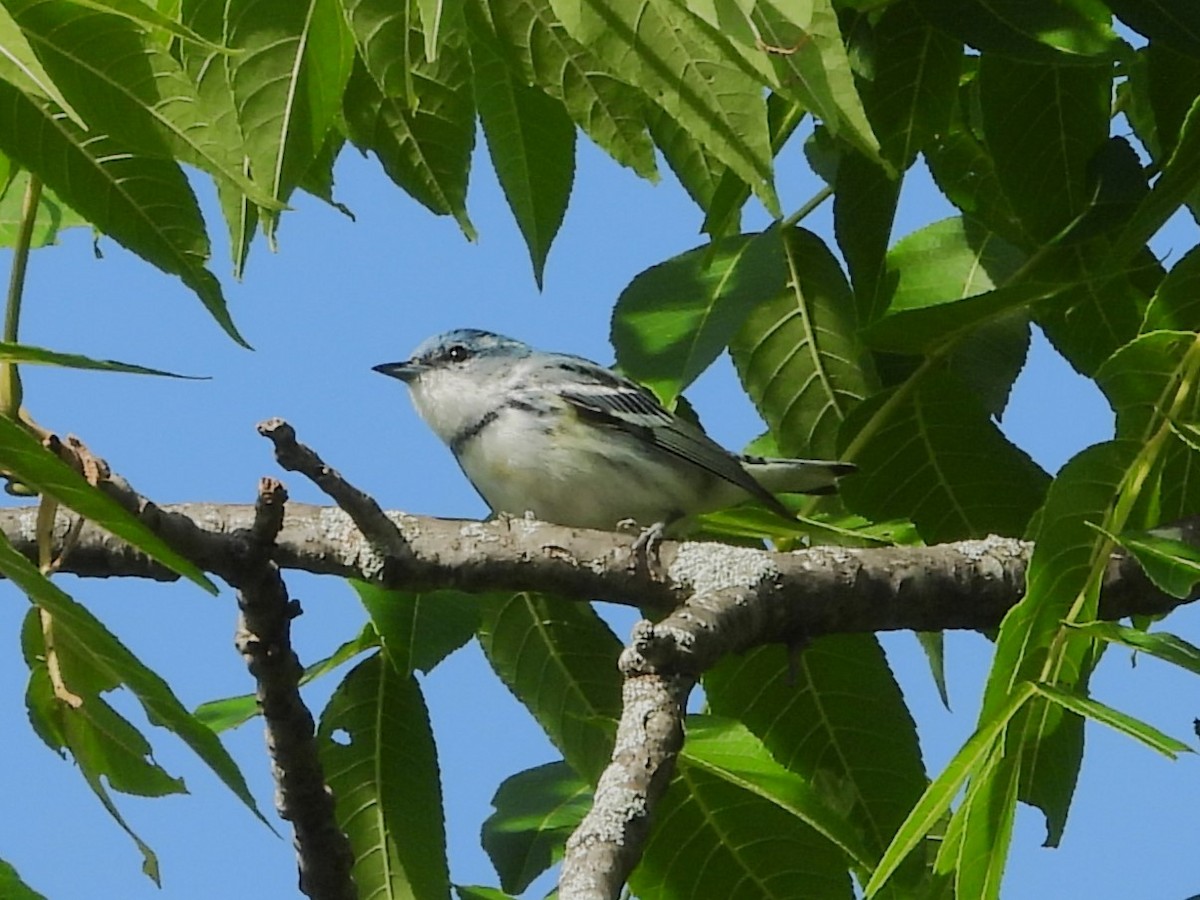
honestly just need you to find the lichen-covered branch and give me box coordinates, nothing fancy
[0,503,1185,637]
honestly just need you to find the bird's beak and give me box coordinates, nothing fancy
[372,360,423,383]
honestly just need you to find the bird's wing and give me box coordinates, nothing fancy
[546,358,787,514]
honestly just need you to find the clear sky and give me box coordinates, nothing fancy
[1,121,1198,899]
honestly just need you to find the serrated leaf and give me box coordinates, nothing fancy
[645,102,730,212]
[226,0,354,234]
[7,0,277,207]
[0,81,245,344]
[865,682,1035,898]
[0,538,266,826]
[840,373,1050,543]
[455,887,518,900]
[318,653,451,900]
[1121,95,1200,256]
[195,624,378,732]
[0,2,85,126]
[471,17,575,286]
[0,415,215,591]
[611,227,786,406]
[343,0,414,100]
[343,15,476,237]
[730,227,875,458]
[702,93,805,240]
[978,55,1111,243]
[1144,243,1200,332]
[861,0,962,169]
[750,0,883,168]
[484,0,657,179]
[349,581,480,675]
[632,754,854,900]
[1033,682,1192,758]
[69,0,225,49]
[833,150,901,324]
[705,638,928,892]
[681,715,877,871]
[482,761,590,893]
[549,0,778,213]
[477,593,621,782]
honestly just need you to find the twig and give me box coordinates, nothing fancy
[233,477,356,900]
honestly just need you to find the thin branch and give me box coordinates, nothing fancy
[233,478,355,900]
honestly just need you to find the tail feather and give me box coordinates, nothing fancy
[739,456,856,495]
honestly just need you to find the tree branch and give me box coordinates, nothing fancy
[231,478,355,900]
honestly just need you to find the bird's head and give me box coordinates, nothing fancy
[373,329,533,443]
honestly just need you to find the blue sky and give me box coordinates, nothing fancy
[1,123,1198,899]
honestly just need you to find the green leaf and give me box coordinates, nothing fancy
[455,887,518,900]
[318,653,451,900]
[549,0,778,214]
[0,538,266,826]
[924,70,1027,246]
[702,93,805,240]
[1096,330,1198,440]
[645,102,730,213]
[978,55,1111,243]
[1117,94,1200,256]
[1107,0,1200,58]
[0,172,87,249]
[1144,243,1200,332]
[833,150,901,324]
[632,751,855,899]
[0,340,203,378]
[705,638,928,892]
[0,416,215,591]
[945,746,1018,900]
[681,715,877,871]
[7,0,277,207]
[883,217,1026,315]
[1110,529,1200,599]
[477,593,622,782]
[482,761,591,894]
[1069,620,1200,677]
[1033,682,1192,758]
[343,13,477,237]
[343,0,414,100]
[349,581,481,675]
[750,0,883,168]
[864,682,1036,898]
[226,0,354,234]
[0,81,246,344]
[915,631,950,710]
[1035,266,1153,378]
[913,0,1120,61]
[611,227,786,406]
[840,373,1050,543]
[68,0,227,49]
[730,227,875,458]
[980,441,1142,845]
[471,16,575,287]
[0,2,85,126]
[483,0,657,179]
[0,858,48,900]
[862,0,962,169]
[195,624,379,732]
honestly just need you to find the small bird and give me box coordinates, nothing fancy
[374,329,854,533]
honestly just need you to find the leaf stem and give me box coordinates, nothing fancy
[780,185,833,230]
[2,173,41,418]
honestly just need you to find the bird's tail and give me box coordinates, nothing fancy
[740,456,856,496]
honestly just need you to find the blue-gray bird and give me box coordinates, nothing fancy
[373,329,854,532]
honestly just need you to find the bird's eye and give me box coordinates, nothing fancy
[445,344,470,363]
